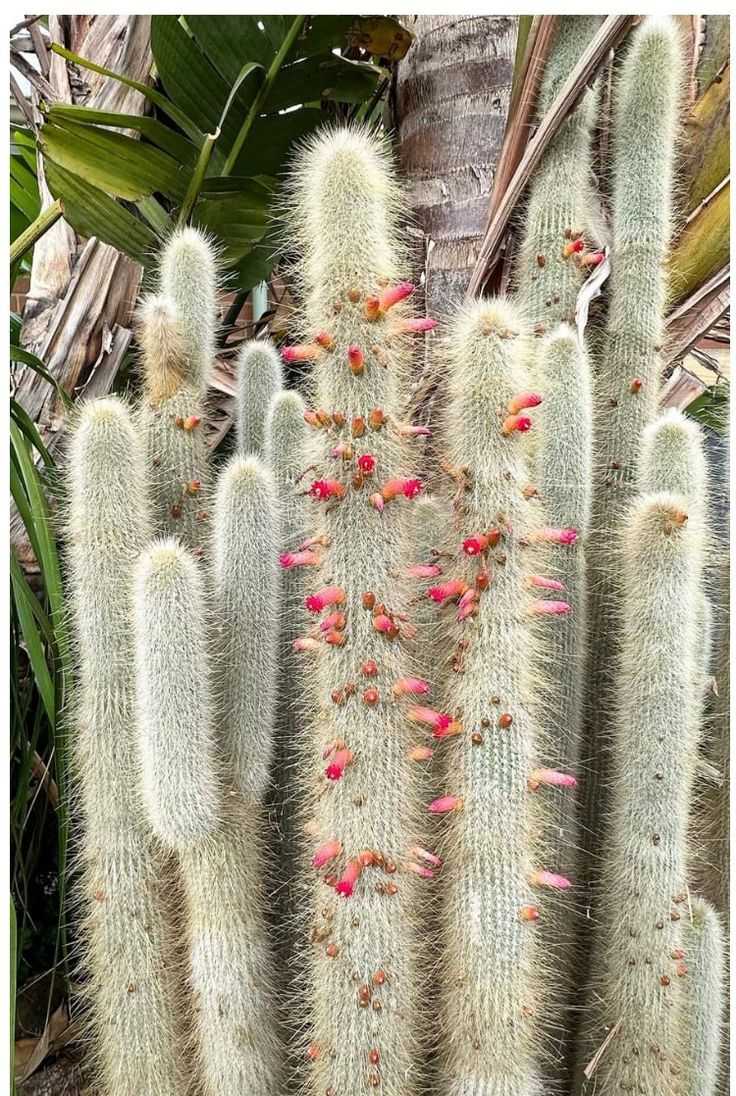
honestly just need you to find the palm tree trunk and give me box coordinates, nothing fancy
[394,15,518,312]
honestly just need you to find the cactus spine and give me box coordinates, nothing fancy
[582,17,683,855]
[66,399,186,1096]
[435,299,557,1095]
[578,493,704,1095]
[134,541,221,850]
[681,899,726,1096]
[286,127,428,1096]
[237,339,284,456]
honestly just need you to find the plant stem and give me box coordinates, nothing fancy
[222,15,306,177]
[10,199,63,265]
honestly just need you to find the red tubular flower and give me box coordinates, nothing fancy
[378,281,415,312]
[309,479,346,501]
[407,706,454,733]
[530,870,572,890]
[502,413,533,436]
[507,392,542,414]
[528,575,565,591]
[381,477,423,502]
[392,677,430,698]
[463,534,489,556]
[372,613,394,634]
[432,719,463,739]
[406,562,443,579]
[282,343,320,363]
[580,250,604,269]
[279,549,319,569]
[428,795,464,814]
[427,579,468,604]
[325,747,353,781]
[528,768,577,792]
[530,599,571,615]
[305,586,346,614]
[357,453,376,474]
[348,346,365,375]
[335,857,363,897]
[311,839,342,868]
[397,316,438,334]
[563,237,585,257]
[533,527,578,546]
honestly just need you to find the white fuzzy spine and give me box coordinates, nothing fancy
[237,339,284,456]
[681,899,726,1096]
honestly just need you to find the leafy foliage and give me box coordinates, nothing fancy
[38,15,411,293]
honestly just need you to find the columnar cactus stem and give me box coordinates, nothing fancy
[638,409,709,520]
[434,299,553,1095]
[515,17,603,336]
[159,225,218,389]
[264,390,309,936]
[581,15,683,864]
[681,899,726,1096]
[133,542,221,851]
[237,340,284,457]
[66,398,186,1096]
[532,324,592,1069]
[578,492,704,1096]
[286,127,427,1096]
[137,294,210,549]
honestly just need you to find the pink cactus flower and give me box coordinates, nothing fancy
[309,479,346,501]
[410,846,442,868]
[325,747,353,781]
[463,534,489,556]
[282,343,320,363]
[357,453,376,473]
[407,706,454,732]
[427,579,468,604]
[530,599,571,615]
[533,527,578,546]
[311,839,342,868]
[530,870,572,890]
[397,316,438,334]
[563,237,585,257]
[305,586,346,614]
[372,613,394,634]
[379,281,415,312]
[320,611,346,633]
[335,857,363,897]
[279,550,319,569]
[507,392,542,414]
[528,575,566,591]
[580,250,604,268]
[392,677,430,697]
[406,562,443,579]
[348,345,365,374]
[502,413,533,436]
[527,769,577,792]
[428,795,464,814]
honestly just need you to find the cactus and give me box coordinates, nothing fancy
[159,225,218,389]
[264,389,310,940]
[237,339,284,457]
[681,899,726,1096]
[581,17,683,856]
[283,126,432,1096]
[515,17,604,337]
[133,541,221,850]
[432,298,577,1094]
[66,398,186,1096]
[137,293,210,551]
[577,492,704,1095]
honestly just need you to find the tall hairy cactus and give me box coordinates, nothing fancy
[681,899,726,1096]
[137,227,218,550]
[66,399,186,1096]
[578,493,704,1095]
[582,17,683,852]
[434,299,555,1094]
[237,339,283,457]
[516,17,603,336]
[284,127,431,1096]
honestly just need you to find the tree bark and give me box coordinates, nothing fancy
[394,15,518,312]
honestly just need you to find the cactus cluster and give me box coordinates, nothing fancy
[63,16,726,1096]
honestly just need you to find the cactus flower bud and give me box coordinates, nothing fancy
[279,550,319,569]
[427,579,468,604]
[348,346,365,375]
[406,562,443,578]
[532,527,578,545]
[312,839,342,868]
[507,392,543,414]
[407,706,454,732]
[527,769,577,792]
[530,600,571,615]
[530,870,572,890]
[315,331,334,350]
[397,317,438,334]
[428,795,464,814]
[379,281,415,312]
[335,857,363,897]
[502,414,533,436]
[282,343,320,363]
[392,677,430,697]
[325,747,354,781]
[527,576,566,591]
[409,745,434,761]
